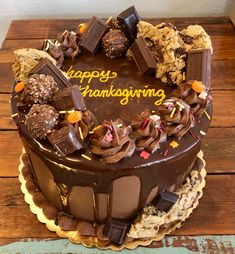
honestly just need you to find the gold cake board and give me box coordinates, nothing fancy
[18,149,206,251]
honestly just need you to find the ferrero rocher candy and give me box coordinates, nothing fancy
[102,29,129,58]
[26,104,59,140]
[23,74,59,105]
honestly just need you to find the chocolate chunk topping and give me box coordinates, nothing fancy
[117,5,141,43]
[30,58,72,89]
[26,104,59,140]
[181,34,194,44]
[186,49,211,89]
[53,85,86,111]
[103,218,130,245]
[129,36,156,75]
[48,124,83,156]
[79,16,108,54]
[102,29,129,58]
[153,190,179,212]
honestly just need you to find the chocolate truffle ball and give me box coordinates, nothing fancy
[23,74,59,105]
[102,29,129,58]
[26,104,59,140]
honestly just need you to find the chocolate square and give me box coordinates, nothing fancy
[130,36,156,75]
[186,49,211,89]
[53,85,86,111]
[30,58,72,89]
[103,218,130,245]
[117,6,141,43]
[154,190,179,212]
[48,124,83,156]
[79,16,108,54]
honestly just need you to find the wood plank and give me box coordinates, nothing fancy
[0,127,234,177]
[0,175,234,239]
[1,91,235,129]
[202,128,235,173]
[0,94,15,129]
[0,63,14,93]
[6,17,235,40]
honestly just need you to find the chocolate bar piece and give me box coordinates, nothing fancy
[103,218,130,245]
[117,6,141,43]
[79,16,108,54]
[53,85,86,111]
[186,49,211,89]
[30,58,72,89]
[153,190,179,212]
[48,124,83,156]
[130,36,156,75]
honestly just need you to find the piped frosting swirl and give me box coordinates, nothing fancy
[90,119,135,163]
[158,98,195,139]
[131,110,167,153]
[172,80,209,117]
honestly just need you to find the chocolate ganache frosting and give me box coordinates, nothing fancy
[11,11,213,241]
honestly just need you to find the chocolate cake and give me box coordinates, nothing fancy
[11,6,212,247]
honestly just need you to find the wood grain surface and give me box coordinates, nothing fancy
[0,17,235,253]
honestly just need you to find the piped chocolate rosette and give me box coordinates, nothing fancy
[131,110,167,153]
[56,30,81,60]
[158,97,195,139]
[172,80,210,117]
[90,119,135,163]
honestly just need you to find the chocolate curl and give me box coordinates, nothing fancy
[56,30,81,60]
[90,119,135,163]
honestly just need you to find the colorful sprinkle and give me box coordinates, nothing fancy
[59,110,67,114]
[199,91,208,100]
[176,101,185,109]
[81,154,92,160]
[200,130,206,136]
[11,113,18,118]
[161,149,169,156]
[140,150,150,159]
[78,126,84,141]
[170,140,179,148]
[15,81,25,93]
[170,107,176,118]
[204,111,211,120]
[105,133,113,142]
[192,80,205,93]
[140,118,150,130]
[93,125,102,132]
[106,16,113,25]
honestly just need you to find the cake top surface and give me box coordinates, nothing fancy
[11,5,213,169]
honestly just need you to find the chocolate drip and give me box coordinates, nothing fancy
[57,183,71,214]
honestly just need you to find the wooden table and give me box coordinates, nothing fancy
[0,17,235,254]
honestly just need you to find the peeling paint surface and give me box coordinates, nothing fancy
[0,236,235,254]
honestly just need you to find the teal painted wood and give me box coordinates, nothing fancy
[0,235,235,254]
